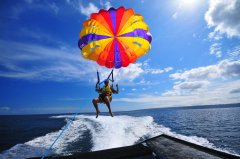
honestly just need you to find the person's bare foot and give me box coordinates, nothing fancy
[109,111,114,117]
[96,111,100,118]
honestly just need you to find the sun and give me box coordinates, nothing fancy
[178,0,201,9]
[182,0,196,7]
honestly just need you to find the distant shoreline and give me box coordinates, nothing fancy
[1,103,240,116]
[129,102,240,112]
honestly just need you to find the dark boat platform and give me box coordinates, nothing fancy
[32,134,240,159]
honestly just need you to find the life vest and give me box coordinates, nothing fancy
[101,85,112,95]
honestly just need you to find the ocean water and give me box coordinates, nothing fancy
[0,105,240,158]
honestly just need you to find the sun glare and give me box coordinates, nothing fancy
[181,0,196,7]
[178,0,202,10]
[169,0,204,15]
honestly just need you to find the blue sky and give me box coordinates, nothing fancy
[0,0,240,115]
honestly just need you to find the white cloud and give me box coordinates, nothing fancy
[104,1,112,10]
[47,2,59,14]
[97,59,171,86]
[174,81,209,90]
[0,40,145,84]
[115,63,144,82]
[143,59,173,75]
[10,1,60,19]
[80,2,99,17]
[163,81,210,96]
[205,0,240,38]
[97,63,144,84]
[172,12,178,19]
[0,40,98,82]
[146,69,164,74]
[115,80,240,107]
[164,67,173,72]
[146,67,173,74]
[230,87,240,94]
[228,45,240,60]
[143,59,151,66]
[209,43,222,58]
[165,59,240,97]
[18,28,61,44]
[208,31,222,41]
[66,1,99,17]
[136,79,146,84]
[132,88,137,91]
[170,60,240,81]
[99,0,112,9]
[135,79,156,86]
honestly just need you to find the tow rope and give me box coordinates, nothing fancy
[41,112,78,159]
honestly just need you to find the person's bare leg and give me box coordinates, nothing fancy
[104,96,114,117]
[92,98,100,118]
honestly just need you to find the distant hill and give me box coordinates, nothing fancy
[169,103,240,110]
[130,103,240,112]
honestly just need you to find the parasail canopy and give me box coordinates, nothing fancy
[78,6,152,69]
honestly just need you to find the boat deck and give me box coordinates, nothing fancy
[30,134,239,159]
[145,134,238,159]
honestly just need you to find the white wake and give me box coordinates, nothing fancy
[0,115,229,159]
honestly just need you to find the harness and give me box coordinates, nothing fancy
[101,85,112,96]
[96,69,115,103]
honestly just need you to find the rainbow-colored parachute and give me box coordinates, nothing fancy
[78,6,152,69]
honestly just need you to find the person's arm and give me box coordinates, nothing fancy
[112,84,119,94]
[95,83,102,93]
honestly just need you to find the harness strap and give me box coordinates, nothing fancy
[97,69,114,86]
[97,70,100,84]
